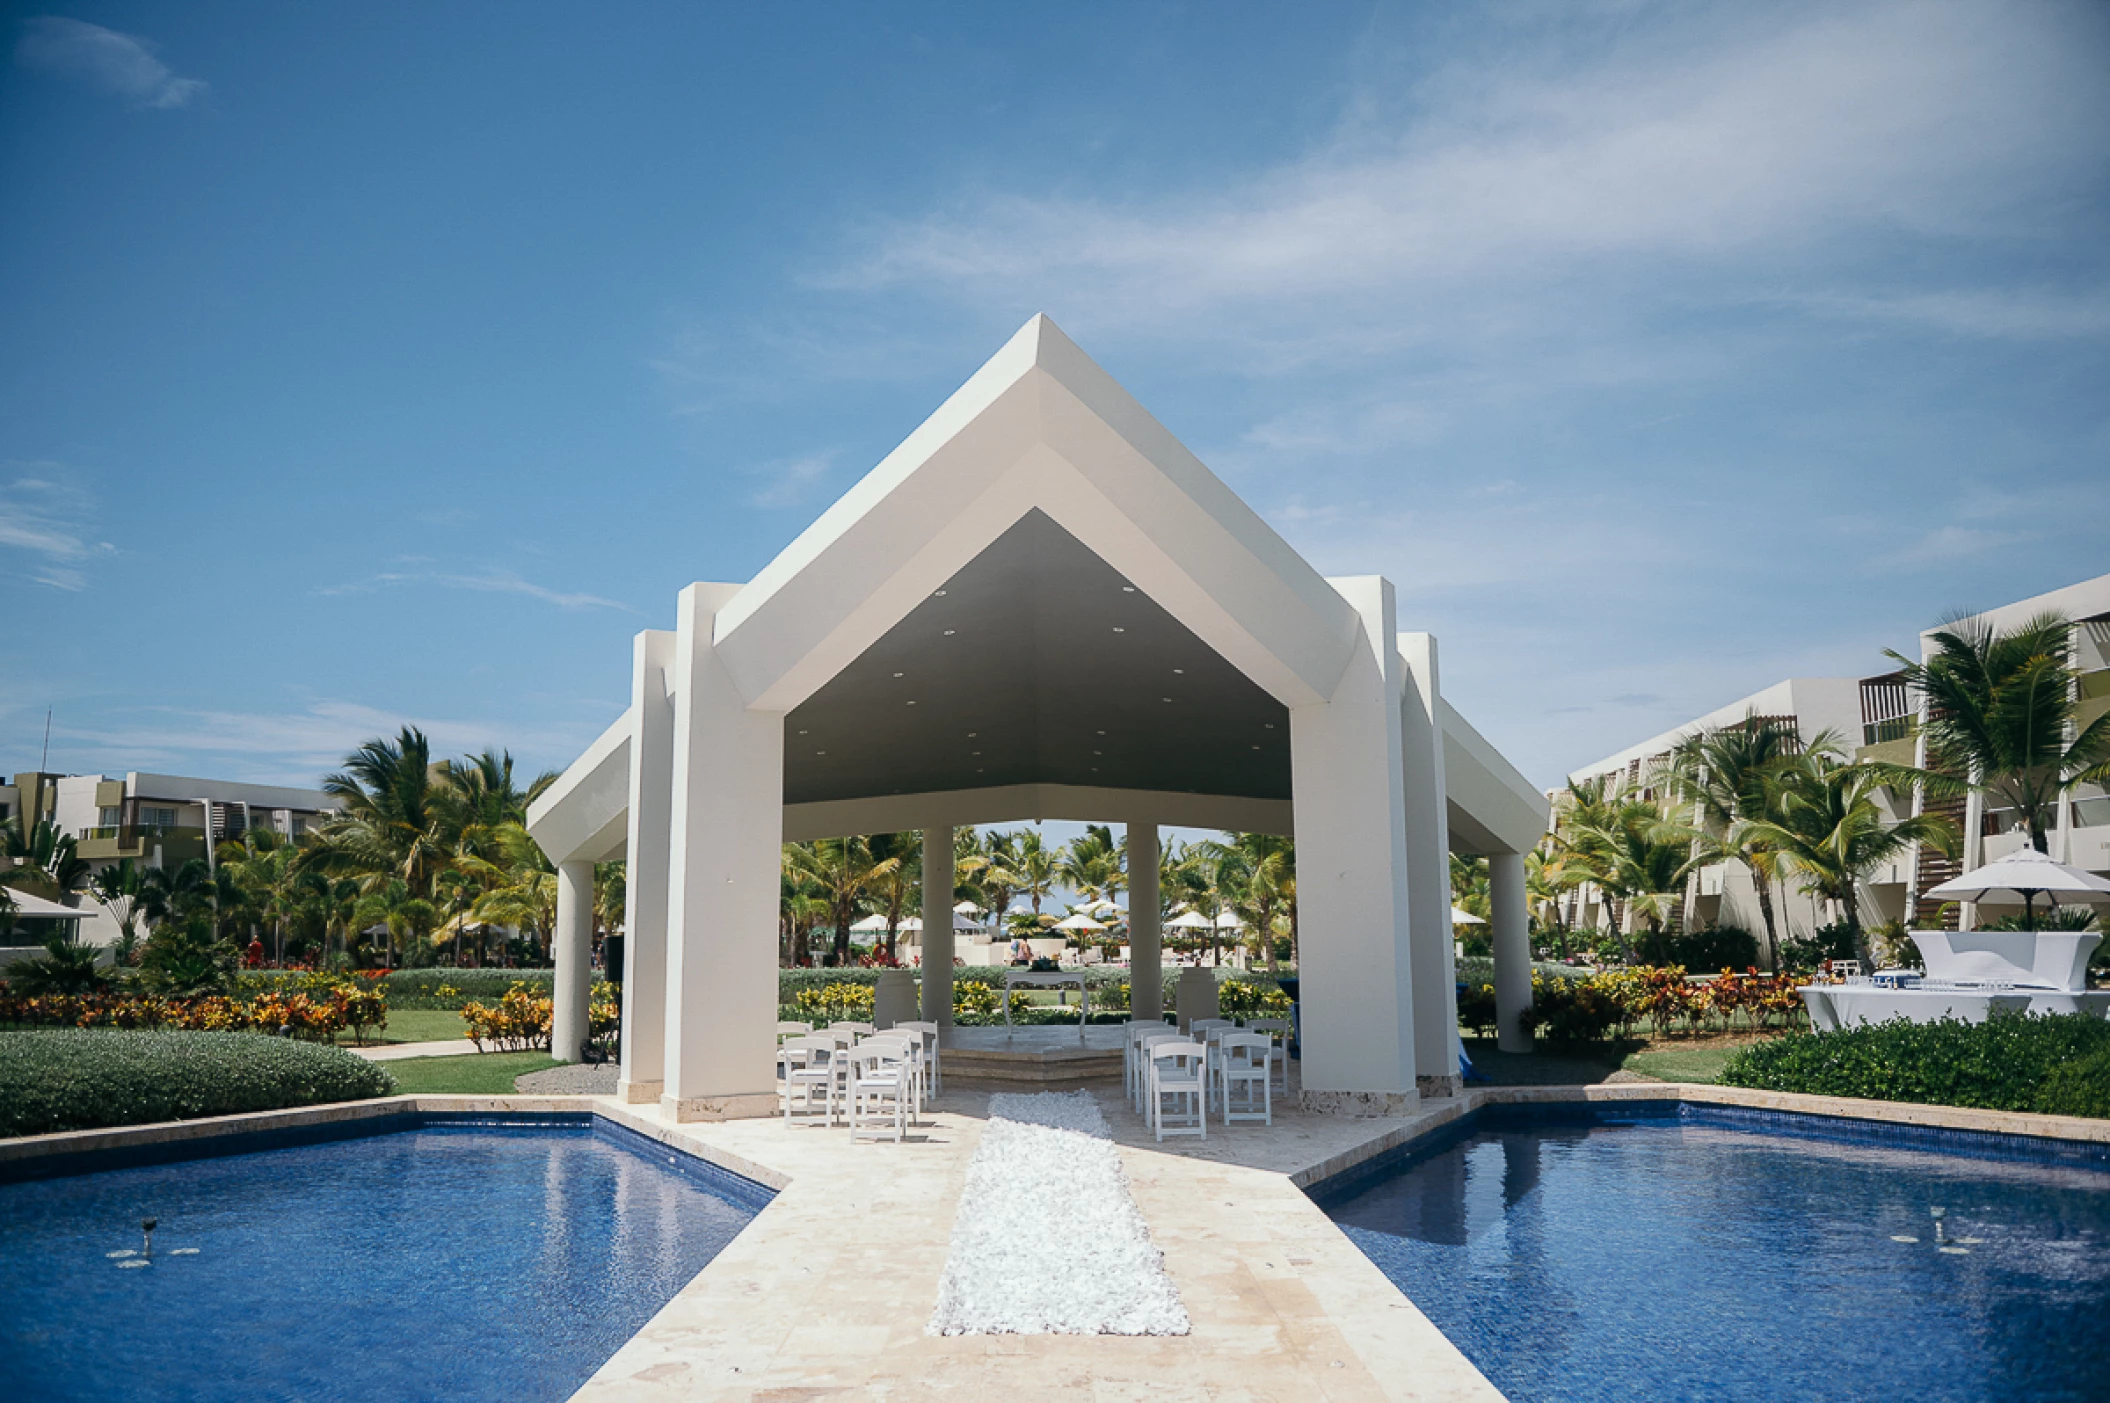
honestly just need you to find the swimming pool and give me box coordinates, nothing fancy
[1316,1102,2110,1403]
[0,1113,769,1403]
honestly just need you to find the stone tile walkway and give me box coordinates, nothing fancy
[571,1086,1503,1402]
[346,1038,483,1062]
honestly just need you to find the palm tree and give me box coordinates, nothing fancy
[785,836,897,966]
[217,831,300,967]
[307,727,455,897]
[88,859,147,965]
[1660,714,1804,965]
[1011,830,1058,919]
[1563,799,1692,964]
[1205,832,1295,972]
[958,830,1022,935]
[1058,824,1125,907]
[1,819,90,901]
[867,832,922,962]
[465,821,556,965]
[1739,755,1959,968]
[355,879,438,968]
[1879,611,2110,853]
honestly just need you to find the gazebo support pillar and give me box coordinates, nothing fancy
[618,627,676,1103]
[661,583,781,1121]
[921,823,955,1043]
[552,859,593,1064]
[1127,819,1162,1023]
[1490,850,1532,1053]
[1291,576,1420,1116]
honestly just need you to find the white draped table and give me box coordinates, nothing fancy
[1002,971,1091,1027]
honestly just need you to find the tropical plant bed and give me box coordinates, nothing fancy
[0,1028,396,1136]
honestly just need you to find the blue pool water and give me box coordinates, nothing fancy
[1318,1104,2110,1403]
[0,1115,768,1403]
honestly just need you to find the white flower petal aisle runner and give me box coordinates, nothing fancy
[928,1090,1190,1336]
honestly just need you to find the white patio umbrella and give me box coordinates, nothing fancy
[953,900,983,916]
[1072,897,1123,917]
[1052,913,1107,933]
[849,913,891,933]
[1213,909,1245,929]
[1452,907,1487,926]
[1921,847,2110,929]
[1165,910,1214,930]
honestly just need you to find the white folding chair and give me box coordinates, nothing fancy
[861,1030,923,1119]
[895,1020,942,1098]
[1123,1020,1165,1110]
[777,1019,813,1043]
[1245,1018,1291,1095]
[849,1043,909,1142]
[778,1035,836,1128]
[831,1020,877,1038]
[1136,1030,1185,1115]
[1217,1032,1273,1126]
[1147,1040,1207,1142]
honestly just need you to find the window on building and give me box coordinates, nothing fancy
[140,806,178,829]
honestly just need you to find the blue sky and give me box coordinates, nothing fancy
[3,0,2107,796]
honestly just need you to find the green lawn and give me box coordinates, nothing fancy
[382,1050,559,1094]
[1621,1042,1744,1084]
[1464,1035,1755,1087]
[338,1008,468,1047]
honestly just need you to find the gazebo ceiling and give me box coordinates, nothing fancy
[781,509,1291,807]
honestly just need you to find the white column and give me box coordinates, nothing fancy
[1961,787,1985,930]
[1290,576,1418,1114]
[618,628,676,1104]
[1490,850,1532,1054]
[1127,819,1161,1025]
[662,583,783,1122]
[1397,632,1457,1092]
[921,823,955,1039]
[552,859,593,1064]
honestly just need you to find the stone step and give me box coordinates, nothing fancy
[942,1046,1125,1087]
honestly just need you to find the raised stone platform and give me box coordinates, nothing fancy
[942,1024,1127,1087]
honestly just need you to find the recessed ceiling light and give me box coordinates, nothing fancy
[1162,697,1173,703]
[943,629,955,636]
[816,750,827,756]
[1252,745,1261,751]
[971,750,980,756]
[1122,586,1135,593]
[1091,767,1099,772]
[1093,750,1102,756]
[1096,729,1106,735]
[797,729,809,735]
[935,589,947,596]
[1112,627,1125,634]
[968,731,978,738]
[907,700,918,706]
[1173,668,1184,675]
[1264,723,1276,730]
[977,767,985,773]
[893,671,905,678]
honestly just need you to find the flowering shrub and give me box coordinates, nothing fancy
[950,980,1031,1025]
[1457,965,1811,1044]
[0,978,386,1043]
[460,984,553,1053]
[793,982,877,1023]
[1217,980,1293,1020]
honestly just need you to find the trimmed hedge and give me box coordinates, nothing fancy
[0,1029,397,1136]
[238,969,558,1010]
[1718,1013,2110,1117]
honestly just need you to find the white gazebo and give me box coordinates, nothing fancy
[526,314,1549,1119]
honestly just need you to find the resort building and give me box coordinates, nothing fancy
[2,769,339,948]
[528,314,1551,1115]
[1560,570,2110,943]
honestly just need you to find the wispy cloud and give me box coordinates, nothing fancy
[1784,287,2110,340]
[0,472,115,590]
[317,565,631,612]
[15,16,207,109]
[49,698,601,787]
[820,1,2108,362]
[1878,524,2036,571]
[743,451,836,509]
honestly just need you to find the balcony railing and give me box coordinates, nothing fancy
[1861,714,1916,746]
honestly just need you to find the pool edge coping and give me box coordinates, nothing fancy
[1280,1082,2110,1189]
[0,1094,796,1195]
